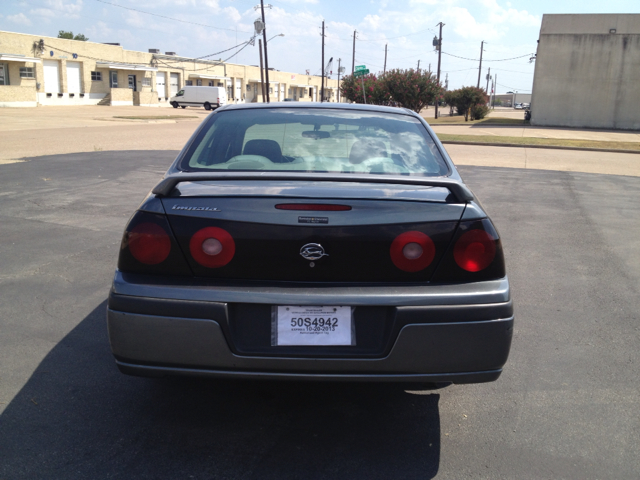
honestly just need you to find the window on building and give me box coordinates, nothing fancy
[196,79,202,86]
[19,67,35,78]
[0,64,9,85]
[246,84,251,91]
[269,87,273,94]
[91,71,102,81]
[141,77,151,87]
[186,80,193,86]
[209,81,213,87]
[218,82,224,87]
[309,88,313,97]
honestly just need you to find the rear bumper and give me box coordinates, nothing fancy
[107,271,513,384]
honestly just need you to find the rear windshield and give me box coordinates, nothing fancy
[179,108,450,176]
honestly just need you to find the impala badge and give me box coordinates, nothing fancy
[300,243,328,261]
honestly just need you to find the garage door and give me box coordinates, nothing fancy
[156,72,166,98]
[43,60,60,93]
[66,61,81,94]
[170,73,179,96]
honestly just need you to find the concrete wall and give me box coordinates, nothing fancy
[531,14,640,130]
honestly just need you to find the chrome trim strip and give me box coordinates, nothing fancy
[112,271,510,306]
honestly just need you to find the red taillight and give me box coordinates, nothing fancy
[453,229,496,272]
[189,226,235,268]
[128,223,171,265]
[390,231,436,272]
[275,204,352,211]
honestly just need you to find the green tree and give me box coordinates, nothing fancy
[382,69,441,113]
[58,30,89,41]
[443,90,459,116]
[340,69,442,113]
[340,73,390,106]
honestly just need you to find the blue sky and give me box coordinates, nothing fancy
[2,0,639,93]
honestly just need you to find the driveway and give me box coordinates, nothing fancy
[0,151,638,479]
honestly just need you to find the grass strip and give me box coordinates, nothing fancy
[113,115,199,120]
[436,133,640,152]
[426,116,529,126]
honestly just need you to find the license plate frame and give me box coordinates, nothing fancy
[272,306,355,346]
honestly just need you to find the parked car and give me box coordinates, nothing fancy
[107,103,513,386]
[170,85,227,110]
[514,103,523,109]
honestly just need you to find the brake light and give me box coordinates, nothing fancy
[390,231,436,272]
[275,204,352,211]
[128,223,171,265]
[453,229,496,272]
[189,226,235,268]
[429,219,505,283]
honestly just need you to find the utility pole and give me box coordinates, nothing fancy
[491,78,495,108]
[351,30,357,75]
[321,20,325,102]
[260,0,270,102]
[476,40,484,89]
[417,59,420,72]
[435,22,444,119]
[485,67,491,94]
[429,63,431,73]
[258,39,266,102]
[494,73,498,107]
[337,58,342,102]
[383,44,387,74]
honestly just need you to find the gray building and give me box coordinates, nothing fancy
[531,14,640,130]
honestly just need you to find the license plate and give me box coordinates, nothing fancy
[273,306,354,346]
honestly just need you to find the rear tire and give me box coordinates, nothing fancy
[204,102,212,111]
[171,102,178,108]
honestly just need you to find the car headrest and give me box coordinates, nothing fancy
[349,139,388,164]
[243,139,283,163]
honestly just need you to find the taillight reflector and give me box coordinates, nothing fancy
[453,229,496,272]
[275,204,352,211]
[189,226,235,268]
[390,231,436,272]
[128,223,171,265]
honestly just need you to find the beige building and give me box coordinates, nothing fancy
[0,30,340,108]
[531,14,640,130]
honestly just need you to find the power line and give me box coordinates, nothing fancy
[442,51,534,62]
[497,82,531,92]
[92,0,252,34]
[358,27,435,42]
[491,68,535,75]
[194,40,253,61]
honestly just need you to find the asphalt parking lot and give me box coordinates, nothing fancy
[1,148,639,479]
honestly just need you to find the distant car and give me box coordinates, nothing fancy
[107,102,513,386]
[522,103,530,109]
[514,104,523,109]
[170,86,227,111]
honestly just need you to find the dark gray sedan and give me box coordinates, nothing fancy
[107,102,513,385]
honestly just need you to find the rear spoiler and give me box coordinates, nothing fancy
[152,172,474,203]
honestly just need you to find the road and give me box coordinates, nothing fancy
[0,150,638,479]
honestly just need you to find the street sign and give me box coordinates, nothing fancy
[353,69,369,77]
[355,65,366,72]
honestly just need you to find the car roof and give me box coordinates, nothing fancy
[217,101,418,118]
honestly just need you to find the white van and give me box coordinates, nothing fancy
[170,86,227,110]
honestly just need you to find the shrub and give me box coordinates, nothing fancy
[448,86,489,121]
[470,104,490,120]
[340,69,443,113]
